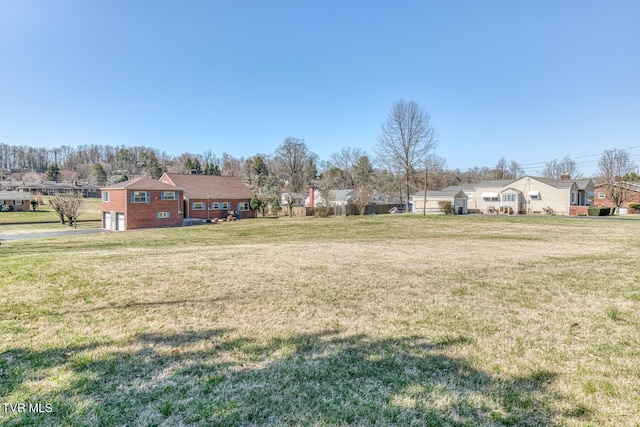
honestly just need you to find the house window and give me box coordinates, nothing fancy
[530,194,540,200]
[131,191,149,203]
[502,194,517,202]
[192,202,206,210]
[15,200,23,205]
[238,202,250,211]
[102,191,110,202]
[597,192,605,198]
[571,192,577,205]
[161,191,178,200]
[212,202,230,210]
[483,196,499,202]
[156,212,170,219]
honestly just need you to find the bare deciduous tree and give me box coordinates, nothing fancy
[540,155,582,179]
[275,137,316,192]
[493,158,524,180]
[352,155,374,215]
[50,194,84,227]
[330,147,365,188]
[375,99,438,210]
[598,149,638,208]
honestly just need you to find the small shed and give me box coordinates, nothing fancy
[411,190,468,215]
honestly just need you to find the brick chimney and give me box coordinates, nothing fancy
[560,172,570,181]
[308,187,314,207]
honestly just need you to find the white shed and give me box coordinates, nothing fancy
[412,190,468,215]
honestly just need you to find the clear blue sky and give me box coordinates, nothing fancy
[1,0,639,176]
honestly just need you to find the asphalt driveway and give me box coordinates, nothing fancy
[0,228,109,242]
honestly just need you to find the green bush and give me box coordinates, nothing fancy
[629,203,639,209]
[588,207,611,216]
[0,204,14,212]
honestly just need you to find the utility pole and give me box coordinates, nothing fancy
[422,165,428,216]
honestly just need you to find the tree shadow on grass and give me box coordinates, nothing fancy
[1,329,591,426]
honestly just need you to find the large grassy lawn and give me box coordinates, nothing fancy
[1,215,639,426]
[0,197,102,224]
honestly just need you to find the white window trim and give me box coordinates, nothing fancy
[161,191,178,200]
[192,202,206,210]
[131,191,149,203]
[103,191,110,202]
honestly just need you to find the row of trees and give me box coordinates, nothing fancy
[2,100,638,211]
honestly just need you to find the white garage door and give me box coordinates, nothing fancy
[103,212,112,230]
[117,213,125,231]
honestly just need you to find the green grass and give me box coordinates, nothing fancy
[1,215,639,426]
[0,197,102,224]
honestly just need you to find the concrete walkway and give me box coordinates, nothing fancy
[0,228,108,242]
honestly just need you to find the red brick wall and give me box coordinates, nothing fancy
[6,201,30,212]
[593,186,640,208]
[102,189,184,230]
[570,206,589,216]
[185,198,255,220]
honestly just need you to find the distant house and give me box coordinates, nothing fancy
[411,190,468,215]
[443,175,594,215]
[159,173,255,220]
[0,191,32,212]
[594,181,640,211]
[281,192,306,207]
[329,189,355,206]
[100,178,184,231]
[17,181,101,197]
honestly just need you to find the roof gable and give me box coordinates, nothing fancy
[0,191,32,201]
[101,177,182,191]
[161,173,253,199]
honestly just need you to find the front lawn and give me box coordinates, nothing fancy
[1,215,639,426]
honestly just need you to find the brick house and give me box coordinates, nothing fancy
[593,181,640,210]
[159,173,255,220]
[100,178,184,230]
[0,191,32,212]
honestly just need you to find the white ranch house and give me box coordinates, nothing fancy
[416,175,594,215]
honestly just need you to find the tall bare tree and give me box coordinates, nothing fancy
[540,155,582,179]
[375,99,438,209]
[330,147,365,188]
[275,137,316,192]
[598,149,638,208]
[492,158,524,180]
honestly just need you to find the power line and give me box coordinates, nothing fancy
[519,145,640,174]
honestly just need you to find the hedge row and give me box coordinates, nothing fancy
[588,207,612,216]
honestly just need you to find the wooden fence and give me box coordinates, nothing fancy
[280,204,399,217]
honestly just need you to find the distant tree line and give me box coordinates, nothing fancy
[2,100,637,211]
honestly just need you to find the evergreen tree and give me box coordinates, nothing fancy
[91,163,108,185]
[46,163,60,181]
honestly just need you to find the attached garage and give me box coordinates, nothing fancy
[117,213,125,231]
[103,211,125,230]
[103,212,112,230]
[411,190,468,215]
